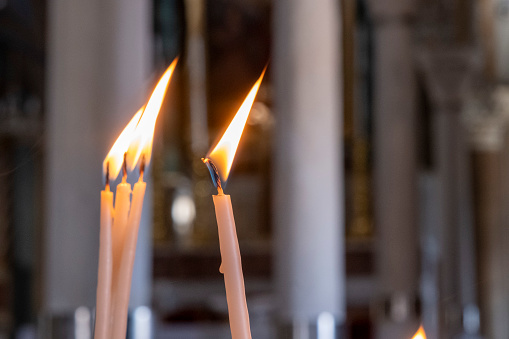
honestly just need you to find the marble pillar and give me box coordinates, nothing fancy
[368,1,420,337]
[466,85,509,339]
[45,0,151,320]
[273,0,345,337]
[420,49,480,338]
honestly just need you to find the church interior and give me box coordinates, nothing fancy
[1,0,509,338]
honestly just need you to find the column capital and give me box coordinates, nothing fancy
[366,0,415,23]
[464,85,509,152]
[417,47,477,112]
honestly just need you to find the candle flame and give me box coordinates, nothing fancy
[205,69,266,184]
[126,58,178,171]
[103,108,144,180]
[411,325,426,339]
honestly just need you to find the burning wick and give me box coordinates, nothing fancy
[202,157,223,195]
[122,153,127,183]
[139,155,146,182]
[105,162,110,191]
[200,69,265,339]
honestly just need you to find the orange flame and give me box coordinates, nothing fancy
[411,325,426,339]
[126,58,178,171]
[206,69,266,183]
[103,107,144,180]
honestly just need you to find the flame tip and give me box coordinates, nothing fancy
[411,325,426,339]
[206,69,266,183]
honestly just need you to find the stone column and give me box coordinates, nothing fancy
[45,0,151,320]
[420,50,481,338]
[466,85,509,339]
[273,0,345,337]
[367,1,420,338]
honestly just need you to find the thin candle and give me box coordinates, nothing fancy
[95,58,177,339]
[202,69,265,339]
[111,58,178,339]
[96,109,143,339]
[96,175,113,339]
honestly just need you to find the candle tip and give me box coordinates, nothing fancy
[202,157,223,193]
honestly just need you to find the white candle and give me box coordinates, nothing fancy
[96,58,177,338]
[96,110,141,339]
[202,69,265,339]
[112,174,146,339]
[110,175,131,331]
[111,164,132,283]
[213,192,251,339]
[95,184,113,339]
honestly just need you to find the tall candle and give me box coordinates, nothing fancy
[112,162,132,287]
[202,70,265,339]
[95,183,113,339]
[96,109,142,339]
[112,169,146,339]
[213,192,251,339]
[95,58,177,338]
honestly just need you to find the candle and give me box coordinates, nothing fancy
[111,59,178,339]
[111,167,146,339]
[202,70,265,339]
[95,183,113,339]
[95,58,177,339]
[96,108,143,339]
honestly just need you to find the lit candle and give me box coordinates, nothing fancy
[96,108,143,339]
[96,182,113,339]
[95,58,177,339]
[202,70,265,339]
[411,325,426,339]
[111,58,178,339]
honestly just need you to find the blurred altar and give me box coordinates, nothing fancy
[1,0,509,338]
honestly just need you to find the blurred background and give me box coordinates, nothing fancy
[1,0,509,338]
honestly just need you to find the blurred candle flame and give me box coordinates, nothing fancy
[103,108,144,180]
[411,325,426,339]
[206,69,266,183]
[126,58,178,171]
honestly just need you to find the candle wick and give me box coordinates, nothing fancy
[139,155,145,182]
[202,157,223,193]
[122,153,127,183]
[105,162,110,191]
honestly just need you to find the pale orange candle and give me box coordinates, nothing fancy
[95,183,113,339]
[95,58,177,339]
[202,70,265,339]
[96,108,142,339]
[111,59,177,339]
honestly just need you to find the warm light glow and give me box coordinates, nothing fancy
[207,69,266,182]
[411,326,426,339]
[103,108,143,180]
[126,58,178,170]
